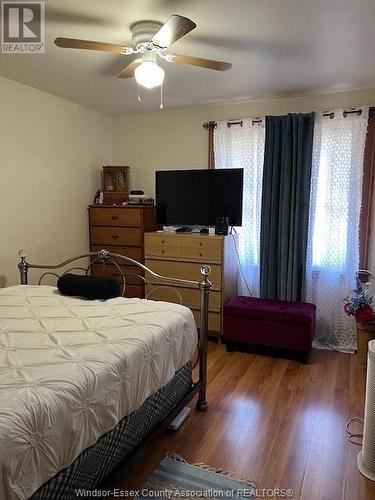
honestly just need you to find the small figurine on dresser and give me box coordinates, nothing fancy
[92,189,104,205]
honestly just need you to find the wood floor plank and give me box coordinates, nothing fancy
[111,343,375,500]
[297,353,345,499]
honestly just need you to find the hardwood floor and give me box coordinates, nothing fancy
[113,342,375,500]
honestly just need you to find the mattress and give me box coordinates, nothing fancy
[0,285,197,500]
[31,363,193,500]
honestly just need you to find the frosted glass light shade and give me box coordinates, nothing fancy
[134,61,165,89]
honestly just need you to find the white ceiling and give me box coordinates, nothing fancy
[1,0,375,116]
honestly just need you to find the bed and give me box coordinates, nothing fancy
[0,250,211,500]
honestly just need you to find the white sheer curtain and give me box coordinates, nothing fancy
[306,108,369,351]
[214,119,265,296]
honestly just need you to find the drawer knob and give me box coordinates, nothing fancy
[111,216,119,220]
[199,242,203,247]
[111,235,119,240]
[199,252,202,257]
[161,250,165,254]
[162,240,165,244]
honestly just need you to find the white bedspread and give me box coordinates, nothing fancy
[0,285,197,500]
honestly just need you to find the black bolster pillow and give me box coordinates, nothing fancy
[57,273,121,300]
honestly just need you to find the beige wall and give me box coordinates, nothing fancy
[0,77,111,286]
[112,88,375,270]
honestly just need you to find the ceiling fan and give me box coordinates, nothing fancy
[54,14,232,92]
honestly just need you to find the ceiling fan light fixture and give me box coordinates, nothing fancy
[134,61,165,89]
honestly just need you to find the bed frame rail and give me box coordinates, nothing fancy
[18,248,211,410]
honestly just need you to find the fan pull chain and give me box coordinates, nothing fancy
[137,83,141,102]
[160,82,164,110]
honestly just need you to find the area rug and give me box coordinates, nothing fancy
[137,456,256,500]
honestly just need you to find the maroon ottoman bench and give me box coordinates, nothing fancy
[223,296,316,362]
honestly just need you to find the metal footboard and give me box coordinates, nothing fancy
[17,248,211,410]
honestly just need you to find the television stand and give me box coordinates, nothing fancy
[175,227,193,233]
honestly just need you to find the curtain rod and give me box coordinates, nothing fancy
[322,109,363,119]
[202,121,217,129]
[202,118,263,129]
[202,108,373,129]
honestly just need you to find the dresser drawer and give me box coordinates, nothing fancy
[145,285,221,310]
[181,237,222,260]
[145,234,222,261]
[145,234,181,258]
[91,264,144,285]
[192,309,221,333]
[146,245,181,258]
[145,234,180,246]
[124,284,143,298]
[90,208,142,227]
[145,259,222,289]
[91,227,142,246]
[91,245,142,263]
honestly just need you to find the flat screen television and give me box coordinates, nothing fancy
[156,168,243,226]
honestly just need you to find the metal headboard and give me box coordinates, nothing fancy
[17,248,212,410]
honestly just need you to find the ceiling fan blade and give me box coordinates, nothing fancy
[151,15,196,48]
[170,54,232,71]
[118,59,143,78]
[54,37,125,54]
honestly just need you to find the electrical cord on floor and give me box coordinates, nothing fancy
[230,228,257,297]
[346,416,364,445]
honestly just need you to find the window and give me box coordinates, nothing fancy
[306,109,369,350]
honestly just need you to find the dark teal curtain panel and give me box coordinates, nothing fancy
[260,113,315,301]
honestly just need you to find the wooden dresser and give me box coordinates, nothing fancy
[144,232,238,338]
[88,205,156,298]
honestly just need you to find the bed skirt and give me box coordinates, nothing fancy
[30,362,193,500]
